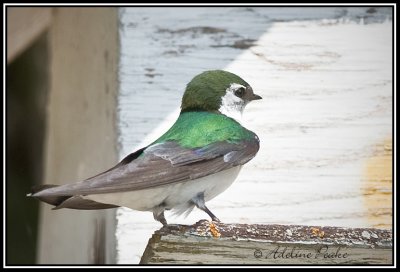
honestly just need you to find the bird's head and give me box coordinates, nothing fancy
[181,70,262,120]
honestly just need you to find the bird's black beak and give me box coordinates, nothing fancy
[251,93,262,100]
[245,86,262,101]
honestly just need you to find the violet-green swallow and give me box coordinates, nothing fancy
[29,70,262,226]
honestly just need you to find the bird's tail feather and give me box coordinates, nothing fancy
[28,184,71,207]
[27,184,119,210]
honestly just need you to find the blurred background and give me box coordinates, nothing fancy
[6,6,393,265]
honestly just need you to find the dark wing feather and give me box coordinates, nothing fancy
[52,196,119,210]
[33,138,259,197]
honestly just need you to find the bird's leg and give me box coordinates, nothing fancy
[192,192,221,222]
[153,205,168,226]
[153,211,167,226]
[201,206,221,223]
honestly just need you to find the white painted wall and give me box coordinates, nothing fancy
[117,7,392,263]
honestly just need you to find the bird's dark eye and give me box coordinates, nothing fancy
[234,87,245,98]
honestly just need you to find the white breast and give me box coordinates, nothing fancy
[85,166,242,213]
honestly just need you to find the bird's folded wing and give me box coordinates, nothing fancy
[33,139,259,197]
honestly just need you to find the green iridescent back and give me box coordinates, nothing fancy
[153,111,256,148]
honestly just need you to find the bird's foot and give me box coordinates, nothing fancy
[153,209,168,226]
[192,192,222,223]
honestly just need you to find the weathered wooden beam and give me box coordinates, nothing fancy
[140,220,392,265]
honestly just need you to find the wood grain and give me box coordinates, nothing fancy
[140,220,392,264]
[363,138,392,229]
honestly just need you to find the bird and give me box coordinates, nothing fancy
[29,70,262,226]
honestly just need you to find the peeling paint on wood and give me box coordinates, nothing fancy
[363,138,392,229]
[140,220,392,264]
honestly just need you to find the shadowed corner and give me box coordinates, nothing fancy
[7,7,120,264]
[7,29,49,265]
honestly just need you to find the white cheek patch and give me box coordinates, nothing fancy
[218,83,247,122]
